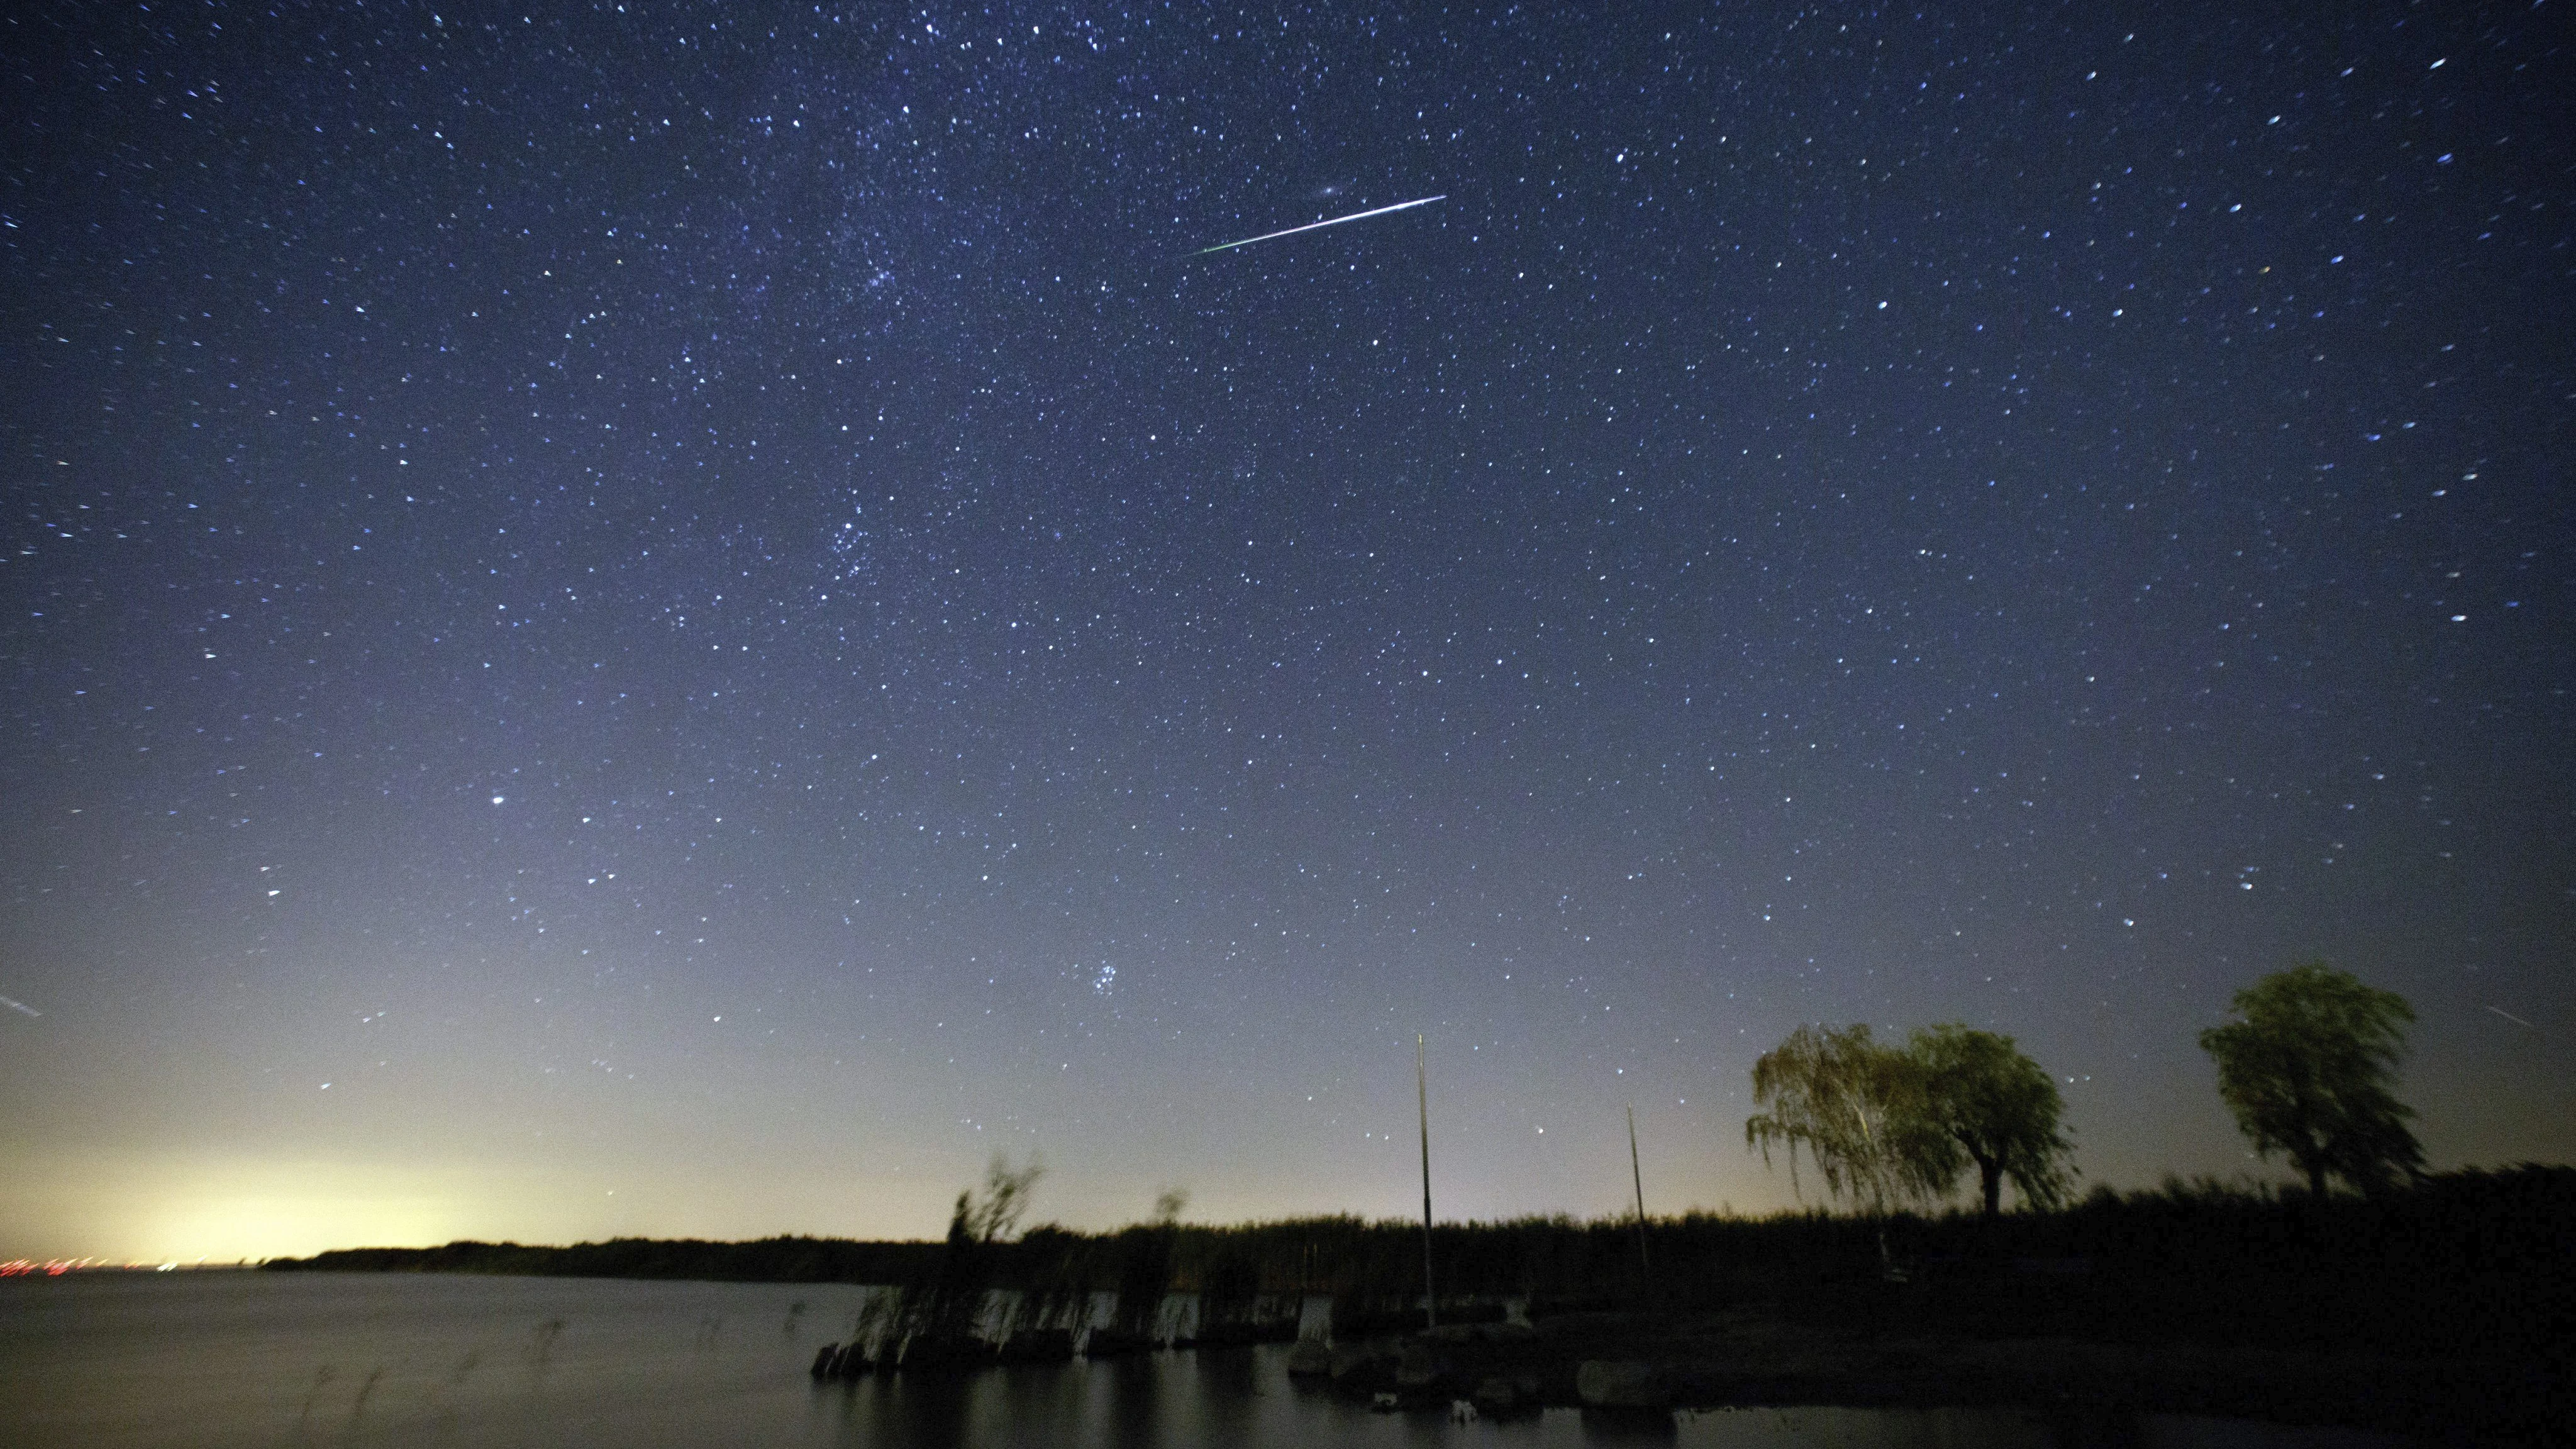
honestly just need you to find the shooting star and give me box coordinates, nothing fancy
[1196,194,1446,255]
[2486,1006,2536,1030]
[1,994,39,1018]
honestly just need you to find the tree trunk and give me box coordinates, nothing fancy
[1980,1158,2004,1220]
[2306,1157,2328,1199]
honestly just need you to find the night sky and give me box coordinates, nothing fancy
[4,1,2571,1264]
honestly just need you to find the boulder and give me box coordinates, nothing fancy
[1079,1328,1158,1358]
[994,1328,1075,1363]
[1327,1342,1385,1381]
[1394,1341,1448,1389]
[894,1333,992,1371]
[1576,1359,1667,1409]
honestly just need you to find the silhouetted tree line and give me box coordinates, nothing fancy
[267,1165,2571,1355]
[1740,962,2432,1246]
[273,963,2543,1359]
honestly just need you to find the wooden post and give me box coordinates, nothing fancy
[1418,1032,1436,1330]
[1628,1104,1651,1291]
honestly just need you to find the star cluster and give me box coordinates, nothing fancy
[2,1,2569,1260]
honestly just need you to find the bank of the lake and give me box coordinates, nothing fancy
[262,1167,2572,1440]
[0,1271,2432,1448]
[1311,1307,2554,1443]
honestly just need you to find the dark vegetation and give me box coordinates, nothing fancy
[255,965,2569,1433]
[1745,1023,2076,1238]
[269,1164,2573,1360]
[2200,960,2426,1197]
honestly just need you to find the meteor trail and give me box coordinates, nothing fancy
[2487,1005,2536,1029]
[1196,194,1446,255]
[0,995,39,1018]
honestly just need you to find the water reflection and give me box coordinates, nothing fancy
[0,1274,2407,1449]
[792,1347,2416,1449]
[804,1350,2253,1449]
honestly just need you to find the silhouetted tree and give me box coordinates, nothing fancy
[1909,1024,2075,1219]
[958,1154,1046,1243]
[1105,1188,1188,1346]
[2199,961,2424,1197]
[1746,1024,1957,1255]
[905,1155,1050,1355]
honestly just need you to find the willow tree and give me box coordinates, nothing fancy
[1745,1024,1957,1245]
[955,1153,1046,1243]
[2199,961,2423,1197]
[1909,1024,2075,1219]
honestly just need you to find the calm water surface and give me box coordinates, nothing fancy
[0,1274,2405,1448]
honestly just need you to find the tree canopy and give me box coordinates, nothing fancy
[1745,1023,1957,1218]
[1909,1023,2076,1218]
[947,1153,1047,1245]
[2198,960,2424,1197]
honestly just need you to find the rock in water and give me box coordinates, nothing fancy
[1576,1359,1667,1409]
[994,1328,1075,1363]
[1393,1341,1446,1389]
[809,1343,839,1379]
[1326,1342,1382,1381]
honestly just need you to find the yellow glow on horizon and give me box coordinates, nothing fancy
[137,1175,466,1262]
[6,1152,549,1263]
[2,1148,968,1261]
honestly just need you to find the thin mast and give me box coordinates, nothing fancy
[1628,1104,1651,1286]
[1418,1032,1436,1330]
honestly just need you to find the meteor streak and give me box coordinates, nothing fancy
[1196,194,1446,255]
[2487,1005,2536,1029]
[0,995,39,1018]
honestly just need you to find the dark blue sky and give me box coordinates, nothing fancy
[4,0,2569,1260]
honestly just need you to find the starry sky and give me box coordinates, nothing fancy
[4,1,2571,1263]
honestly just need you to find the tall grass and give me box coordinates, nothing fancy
[272,1165,2571,1354]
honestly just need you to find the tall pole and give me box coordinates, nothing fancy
[1418,1032,1436,1330]
[1628,1104,1651,1289]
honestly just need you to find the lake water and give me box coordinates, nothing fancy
[0,1273,2406,1448]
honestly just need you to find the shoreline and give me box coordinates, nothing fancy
[18,1266,2549,1440]
[1299,1311,2556,1442]
[243,1170,2574,1440]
